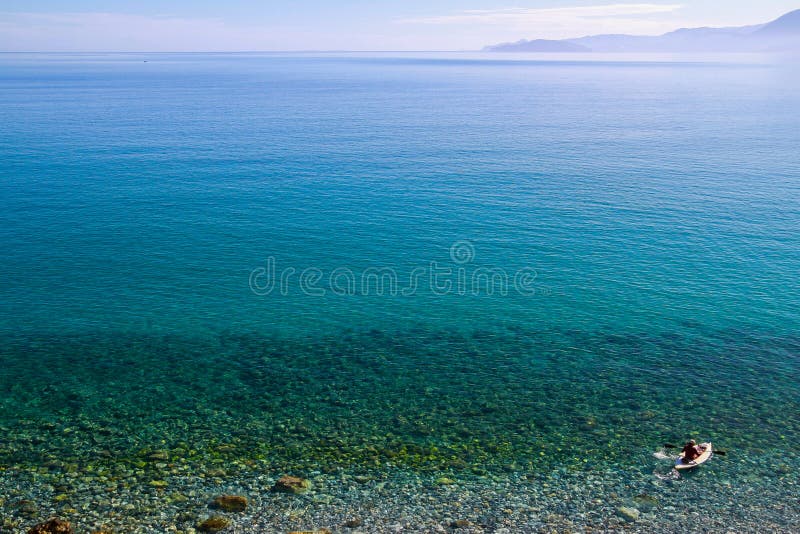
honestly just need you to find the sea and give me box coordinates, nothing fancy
[0,52,798,531]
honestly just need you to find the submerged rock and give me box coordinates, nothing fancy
[633,493,659,511]
[27,519,73,534]
[212,494,248,512]
[17,500,38,515]
[617,506,640,522]
[272,475,312,494]
[146,450,169,461]
[197,516,231,532]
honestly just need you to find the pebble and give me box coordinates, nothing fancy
[617,506,641,522]
[17,500,38,515]
[197,516,230,533]
[211,494,248,512]
[26,518,73,534]
[272,475,312,494]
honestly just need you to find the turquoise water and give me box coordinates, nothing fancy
[1,52,799,528]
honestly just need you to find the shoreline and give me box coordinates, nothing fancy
[4,461,799,533]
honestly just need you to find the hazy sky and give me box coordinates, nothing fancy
[1,1,797,51]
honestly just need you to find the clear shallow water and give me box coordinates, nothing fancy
[0,52,799,529]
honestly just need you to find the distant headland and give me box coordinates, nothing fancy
[484,9,800,53]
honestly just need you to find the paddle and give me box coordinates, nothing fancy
[664,443,726,455]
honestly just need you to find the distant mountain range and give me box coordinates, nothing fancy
[485,9,800,53]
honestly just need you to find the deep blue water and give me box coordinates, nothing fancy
[2,53,799,339]
[0,53,799,518]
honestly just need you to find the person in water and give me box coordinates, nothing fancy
[681,439,706,463]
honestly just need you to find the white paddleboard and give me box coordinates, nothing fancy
[675,442,712,470]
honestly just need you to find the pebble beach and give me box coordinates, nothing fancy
[3,460,799,533]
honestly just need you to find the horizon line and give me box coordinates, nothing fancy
[0,49,477,54]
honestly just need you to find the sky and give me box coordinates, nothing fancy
[0,1,798,51]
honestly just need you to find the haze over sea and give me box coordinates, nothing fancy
[1,52,799,532]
